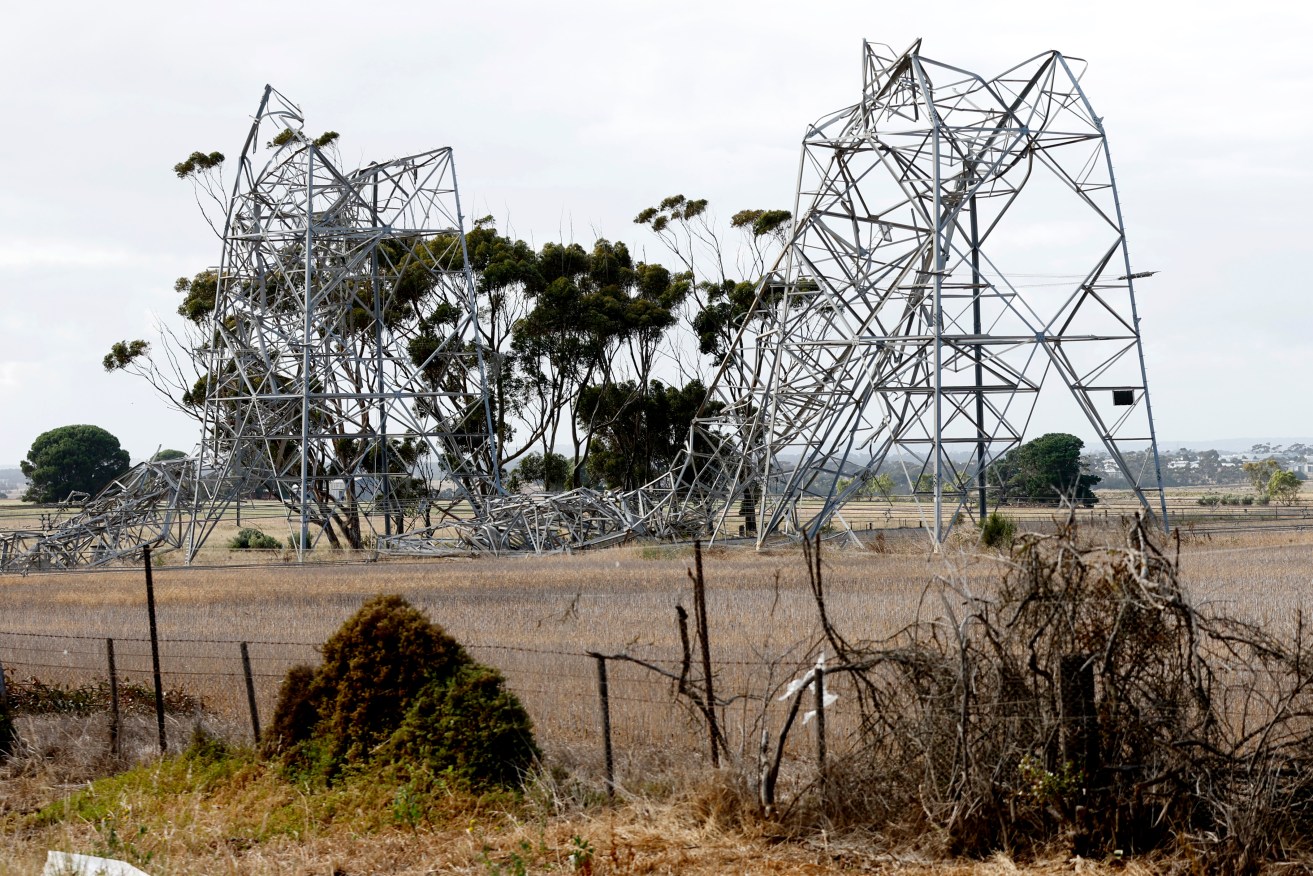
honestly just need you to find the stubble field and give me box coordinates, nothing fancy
[2,519,1313,873]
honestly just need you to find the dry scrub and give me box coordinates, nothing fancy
[3,522,1313,872]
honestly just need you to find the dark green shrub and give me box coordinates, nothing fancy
[315,595,469,764]
[262,664,318,757]
[228,527,281,550]
[4,675,201,716]
[264,594,536,790]
[384,664,540,790]
[979,511,1016,549]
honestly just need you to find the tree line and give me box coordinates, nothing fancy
[838,433,1102,506]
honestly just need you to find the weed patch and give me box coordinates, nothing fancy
[5,674,202,717]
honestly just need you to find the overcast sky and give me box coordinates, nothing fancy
[1,0,1309,465]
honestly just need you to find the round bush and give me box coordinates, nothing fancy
[263,594,537,789]
[385,664,540,789]
[262,663,318,757]
[316,594,469,764]
[979,511,1016,549]
[228,528,282,550]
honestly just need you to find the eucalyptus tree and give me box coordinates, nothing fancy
[512,238,689,486]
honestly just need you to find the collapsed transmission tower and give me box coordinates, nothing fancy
[185,86,499,560]
[1,45,1172,569]
[0,458,192,572]
[676,39,1169,546]
[0,86,499,570]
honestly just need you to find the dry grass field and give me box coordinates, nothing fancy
[3,513,1313,872]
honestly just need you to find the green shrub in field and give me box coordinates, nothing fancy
[316,594,468,764]
[383,663,540,789]
[979,511,1016,549]
[228,528,282,550]
[261,664,318,758]
[264,594,538,790]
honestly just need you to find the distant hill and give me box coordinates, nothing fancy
[1154,437,1313,453]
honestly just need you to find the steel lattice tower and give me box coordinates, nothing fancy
[678,39,1169,545]
[0,51,1172,570]
[184,86,499,559]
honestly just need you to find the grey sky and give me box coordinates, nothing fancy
[1,0,1309,464]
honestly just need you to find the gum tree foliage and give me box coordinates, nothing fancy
[837,472,896,501]
[577,378,710,491]
[509,451,572,492]
[1240,456,1305,504]
[634,196,792,361]
[402,221,700,486]
[991,432,1100,505]
[1268,469,1302,505]
[110,146,791,501]
[20,424,131,503]
[1242,458,1282,497]
[508,236,691,485]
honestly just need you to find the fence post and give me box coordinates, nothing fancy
[1059,653,1099,782]
[240,642,261,743]
[143,545,167,753]
[0,649,14,758]
[814,664,827,803]
[589,653,614,799]
[106,638,120,758]
[691,540,720,767]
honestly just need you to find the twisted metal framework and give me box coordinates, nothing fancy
[1,43,1170,567]
[675,39,1168,545]
[1,86,500,570]
[0,459,191,572]
[423,478,700,553]
[185,86,499,559]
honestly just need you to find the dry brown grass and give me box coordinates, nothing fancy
[3,525,1312,758]
[0,746,1170,875]
[2,522,1312,872]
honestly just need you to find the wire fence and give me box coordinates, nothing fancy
[2,625,1299,812]
[0,625,852,787]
